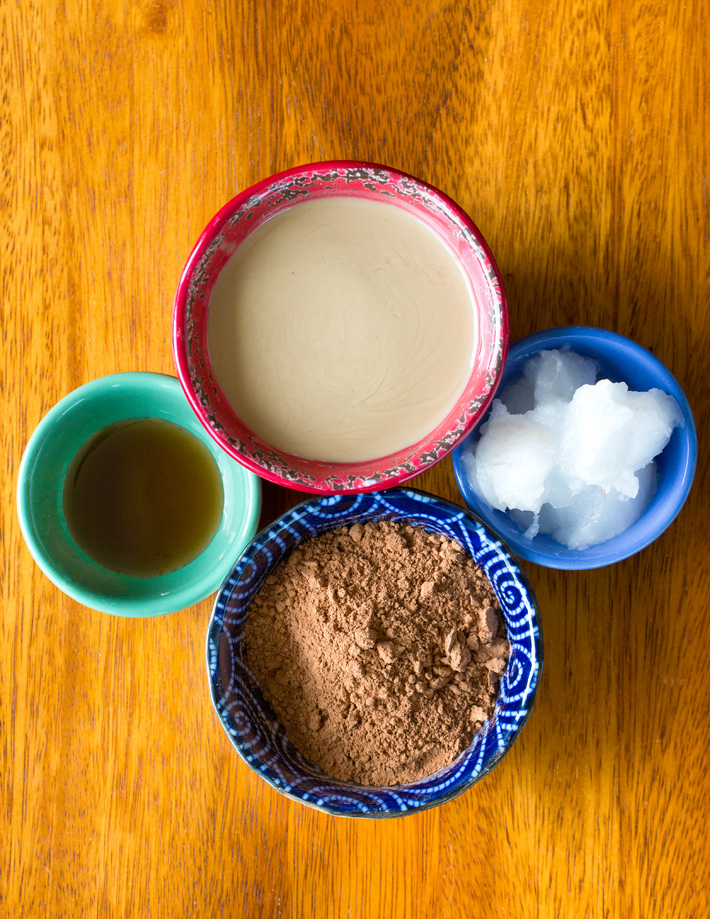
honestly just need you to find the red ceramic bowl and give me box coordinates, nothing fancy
[173,161,508,493]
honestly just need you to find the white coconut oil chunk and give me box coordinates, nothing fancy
[462,348,684,550]
[207,197,477,463]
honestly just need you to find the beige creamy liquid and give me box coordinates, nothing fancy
[207,196,477,462]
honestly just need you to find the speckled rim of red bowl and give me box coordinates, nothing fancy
[173,160,509,493]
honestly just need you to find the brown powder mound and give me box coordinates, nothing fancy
[244,521,509,786]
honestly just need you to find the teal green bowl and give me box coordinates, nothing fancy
[17,372,261,616]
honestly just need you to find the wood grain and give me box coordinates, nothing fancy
[2,1,709,916]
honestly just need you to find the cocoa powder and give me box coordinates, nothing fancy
[244,521,509,786]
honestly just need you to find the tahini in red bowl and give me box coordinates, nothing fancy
[173,161,508,493]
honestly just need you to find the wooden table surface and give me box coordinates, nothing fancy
[3,1,708,916]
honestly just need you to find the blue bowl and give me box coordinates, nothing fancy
[452,326,698,570]
[207,487,543,818]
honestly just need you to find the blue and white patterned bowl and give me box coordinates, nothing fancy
[207,488,543,818]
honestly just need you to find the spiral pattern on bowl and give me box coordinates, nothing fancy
[207,488,543,817]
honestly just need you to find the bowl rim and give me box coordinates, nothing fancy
[206,485,544,818]
[452,325,698,570]
[16,371,262,616]
[173,159,509,494]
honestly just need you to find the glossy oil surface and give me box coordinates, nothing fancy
[63,418,224,577]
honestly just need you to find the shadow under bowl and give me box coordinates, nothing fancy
[207,487,543,818]
[452,326,698,570]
